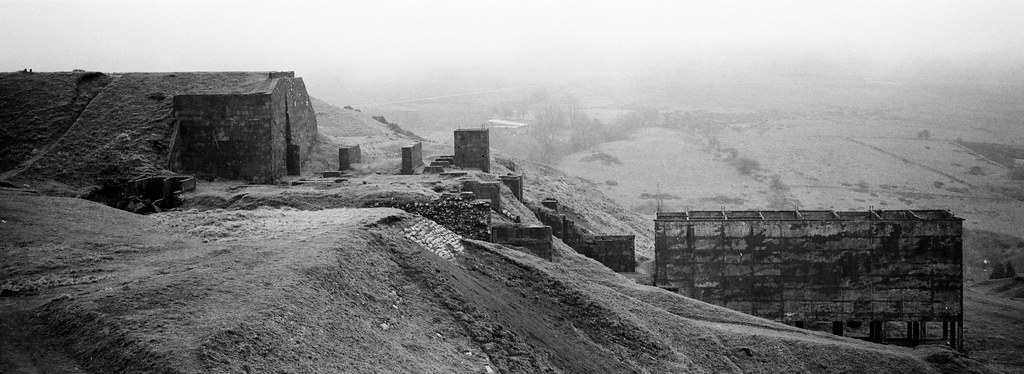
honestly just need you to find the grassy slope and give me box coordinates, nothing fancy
[309,97,435,174]
[4,72,275,193]
[0,71,111,173]
[1,192,993,374]
[0,194,489,373]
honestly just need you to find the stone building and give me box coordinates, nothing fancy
[169,71,317,183]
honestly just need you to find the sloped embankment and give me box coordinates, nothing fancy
[0,71,111,174]
[1,193,993,373]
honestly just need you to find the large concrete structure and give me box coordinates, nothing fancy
[454,128,490,172]
[170,72,317,183]
[655,210,963,348]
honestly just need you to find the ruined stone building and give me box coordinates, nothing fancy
[655,210,963,349]
[169,71,317,183]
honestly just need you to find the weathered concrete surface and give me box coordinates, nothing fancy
[654,210,963,323]
[461,180,502,212]
[491,224,553,260]
[171,74,317,183]
[454,129,490,172]
[574,235,636,273]
[338,145,361,170]
[401,142,423,175]
[499,174,524,202]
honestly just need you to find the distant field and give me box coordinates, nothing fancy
[356,74,1024,282]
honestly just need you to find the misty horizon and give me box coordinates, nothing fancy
[4,0,1024,105]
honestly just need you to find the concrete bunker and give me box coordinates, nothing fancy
[169,71,317,184]
[654,209,964,350]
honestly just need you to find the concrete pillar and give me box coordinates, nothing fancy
[869,321,884,342]
[942,321,949,340]
[917,319,925,344]
[949,321,957,350]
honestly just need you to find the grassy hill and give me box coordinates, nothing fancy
[0,71,111,173]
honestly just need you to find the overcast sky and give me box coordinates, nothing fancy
[3,0,1023,94]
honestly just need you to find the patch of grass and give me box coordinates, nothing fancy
[769,175,788,192]
[605,180,618,186]
[581,152,622,165]
[732,156,760,175]
[1010,166,1024,181]
[630,200,676,215]
[639,193,681,200]
[945,186,969,194]
[958,141,1024,168]
[702,195,746,205]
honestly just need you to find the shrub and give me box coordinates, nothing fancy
[1009,166,1024,181]
[917,130,931,140]
[733,157,760,175]
[770,175,788,192]
[581,152,622,165]
[968,166,986,176]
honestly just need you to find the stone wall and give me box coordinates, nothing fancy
[173,94,277,183]
[491,224,553,260]
[401,217,465,261]
[574,235,636,272]
[654,210,963,323]
[454,129,490,172]
[370,194,490,241]
[401,142,423,175]
[339,145,361,170]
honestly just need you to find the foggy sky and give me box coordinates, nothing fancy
[3,0,1023,99]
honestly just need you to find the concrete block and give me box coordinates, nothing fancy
[541,198,559,212]
[339,145,361,170]
[401,142,423,175]
[490,224,553,260]
[461,180,501,211]
[499,174,523,202]
[454,129,489,172]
